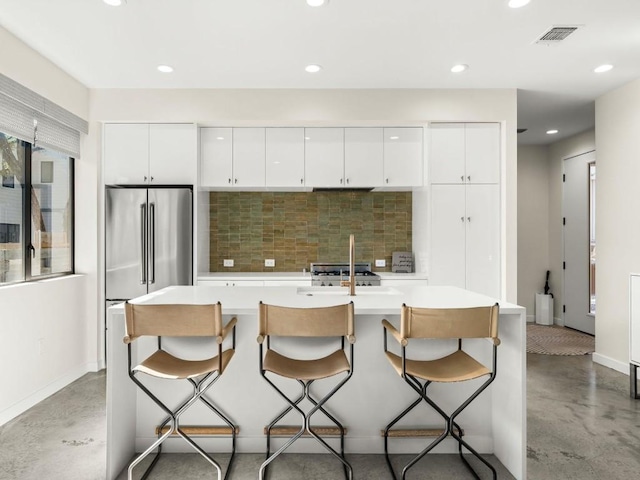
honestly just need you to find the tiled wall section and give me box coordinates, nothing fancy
[209,191,412,272]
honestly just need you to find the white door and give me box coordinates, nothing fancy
[430,184,466,289]
[266,128,305,187]
[563,151,595,335]
[465,184,500,298]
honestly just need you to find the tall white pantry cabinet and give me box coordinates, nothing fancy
[428,123,501,299]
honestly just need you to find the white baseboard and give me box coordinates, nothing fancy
[592,352,628,375]
[554,316,564,327]
[0,363,91,427]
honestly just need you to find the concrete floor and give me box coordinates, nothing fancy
[0,353,638,479]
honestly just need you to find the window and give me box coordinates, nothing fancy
[0,131,74,285]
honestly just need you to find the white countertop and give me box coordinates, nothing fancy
[197,271,429,281]
[115,284,520,317]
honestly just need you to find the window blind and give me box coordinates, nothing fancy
[0,72,88,157]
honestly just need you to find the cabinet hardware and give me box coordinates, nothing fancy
[234,178,238,184]
[300,178,303,184]
[467,217,471,222]
[467,175,471,181]
[460,217,465,222]
[461,175,464,181]
[144,176,147,182]
[340,178,343,184]
[151,176,154,182]
[346,178,350,184]
[228,178,231,184]
[386,178,389,184]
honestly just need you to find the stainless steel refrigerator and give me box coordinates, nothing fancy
[105,186,192,306]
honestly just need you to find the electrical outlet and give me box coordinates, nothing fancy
[223,259,234,267]
[375,259,386,267]
[265,259,275,267]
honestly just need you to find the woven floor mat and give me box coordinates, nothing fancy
[526,324,595,355]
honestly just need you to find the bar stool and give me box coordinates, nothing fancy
[123,301,238,480]
[381,303,500,479]
[257,301,355,480]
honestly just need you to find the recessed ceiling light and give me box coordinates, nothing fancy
[305,64,322,73]
[389,136,399,140]
[594,64,613,73]
[157,65,174,73]
[103,0,126,6]
[508,0,530,8]
[451,64,469,73]
[307,0,328,6]
[216,137,225,141]
[546,129,559,135]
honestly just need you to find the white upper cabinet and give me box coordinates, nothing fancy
[200,127,233,187]
[266,128,305,187]
[233,128,266,187]
[429,123,499,185]
[305,128,344,188]
[383,127,423,187]
[149,124,197,184]
[104,124,150,185]
[344,128,383,187]
[104,123,196,185]
[464,123,500,184]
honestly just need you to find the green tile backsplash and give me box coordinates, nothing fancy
[209,191,412,272]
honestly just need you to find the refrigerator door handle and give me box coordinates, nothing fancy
[150,202,156,285]
[140,203,147,285]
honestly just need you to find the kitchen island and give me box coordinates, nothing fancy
[106,285,526,479]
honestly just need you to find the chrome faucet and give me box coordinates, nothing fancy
[340,234,356,296]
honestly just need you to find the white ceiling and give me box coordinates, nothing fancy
[1,0,639,145]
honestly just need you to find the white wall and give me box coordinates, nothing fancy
[517,145,550,320]
[0,26,94,426]
[594,78,640,371]
[547,130,596,323]
[90,88,518,303]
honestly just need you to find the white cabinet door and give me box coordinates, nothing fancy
[103,123,150,185]
[344,128,383,187]
[266,128,305,187]
[429,123,465,184]
[149,124,196,185]
[465,184,500,298]
[200,127,233,187]
[305,128,344,188]
[465,123,500,184]
[383,127,423,187]
[430,185,466,289]
[233,128,265,187]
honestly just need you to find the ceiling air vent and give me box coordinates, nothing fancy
[535,26,580,44]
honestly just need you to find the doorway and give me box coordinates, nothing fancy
[562,151,595,335]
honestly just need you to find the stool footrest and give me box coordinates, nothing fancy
[265,425,347,436]
[382,427,464,437]
[156,425,239,436]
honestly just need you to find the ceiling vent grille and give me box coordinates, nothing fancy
[535,26,580,44]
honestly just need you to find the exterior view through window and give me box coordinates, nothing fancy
[0,131,74,285]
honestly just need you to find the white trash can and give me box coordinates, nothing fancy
[535,293,554,326]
